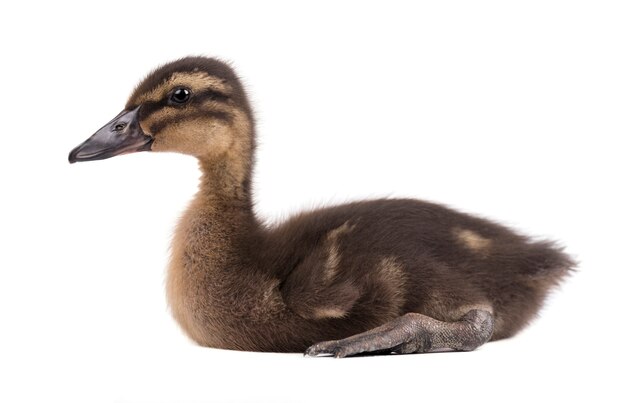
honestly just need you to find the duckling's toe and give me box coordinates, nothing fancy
[305,340,354,358]
[305,336,391,358]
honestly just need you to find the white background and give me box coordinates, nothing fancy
[1,1,624,402]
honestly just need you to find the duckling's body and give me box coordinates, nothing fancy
[70,57,573,356]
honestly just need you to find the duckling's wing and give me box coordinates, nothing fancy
[280,243,361,320]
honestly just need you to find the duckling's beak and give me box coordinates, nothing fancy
[68,106,153,163]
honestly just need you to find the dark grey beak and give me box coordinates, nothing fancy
[68,106,153,163]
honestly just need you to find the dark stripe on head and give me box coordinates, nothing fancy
[194,89,230,104]
[139,100,168,121]
[139,88,230,122]
[149,110,233,135]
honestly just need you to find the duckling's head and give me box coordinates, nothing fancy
[69,57,253,164]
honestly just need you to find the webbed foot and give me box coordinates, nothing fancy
[305,309,494,358]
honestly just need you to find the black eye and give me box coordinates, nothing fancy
[171,88,191,104]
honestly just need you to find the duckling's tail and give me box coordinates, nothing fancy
[524,240,577,287]
[490,240,576,340]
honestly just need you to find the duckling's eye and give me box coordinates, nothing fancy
[170,88,191,104]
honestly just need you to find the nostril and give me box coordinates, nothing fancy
[114,122,126,131]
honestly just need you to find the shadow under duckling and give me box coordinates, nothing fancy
[69,57,574,357]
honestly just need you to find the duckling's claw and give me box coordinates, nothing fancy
[305,340,343,357]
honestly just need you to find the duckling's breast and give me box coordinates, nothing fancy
[166,206,296,350]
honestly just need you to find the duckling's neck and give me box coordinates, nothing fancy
[187,111,259,254]
[197,111,255,203]
[192,148,259,241]
[198,156,253,206]
[168,148,276,347]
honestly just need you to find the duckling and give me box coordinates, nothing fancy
[69,56,574,357]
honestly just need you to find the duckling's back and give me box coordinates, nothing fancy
[267,198,574,342]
